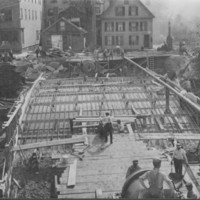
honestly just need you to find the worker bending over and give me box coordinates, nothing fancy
[139,158,174,198]
[185,182,197,199]
[171,142,188,175]
[126,160,141,178]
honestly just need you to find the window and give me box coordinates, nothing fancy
[0,9,12,22]
[25,9,27,20]
[21,30,24,44]
[124,0,129,4]
[60,21,65,31]
[36,30,40,40]
[40,11,42,20]
[116,22,125,32]
[32,10,34,20]
[51,0,57,3]
[140,21,147,31]
[48,9,54,16]
[105,22,114,32]
[129,6,138,16]
[35,11,37,20]
[28,9,30,20]
[95,6,101,14]
[0,30,19,44]
[115,6,125,16]
[39,0,41,4]
[105,36,115,46]
[116,36,123,45]
[20,8,23,19]
[129,35,139,45]
[129,22,138,31]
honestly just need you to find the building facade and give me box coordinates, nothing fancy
[43,0,96,51]
[100,0,154,50]
[41,17,87,52]
[0,0,43,53]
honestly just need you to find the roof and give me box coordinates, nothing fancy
[101,0,154,19]
[41,17,87,34]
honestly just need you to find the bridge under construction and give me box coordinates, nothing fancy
[1,55,200,198]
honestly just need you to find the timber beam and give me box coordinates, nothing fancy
[12,136,87,151]
[125,57,200,114]
[138,133,200,140]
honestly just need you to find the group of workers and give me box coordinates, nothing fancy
[125,142,197,199]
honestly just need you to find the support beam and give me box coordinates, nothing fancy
[125,57,200,114]
[12,136,86,151]
[138,133,200,140]
[165,87,170,114]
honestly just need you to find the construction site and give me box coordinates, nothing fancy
[1,47,200,199]
[1,0,200,198]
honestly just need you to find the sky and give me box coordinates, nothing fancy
[141,0,200,43]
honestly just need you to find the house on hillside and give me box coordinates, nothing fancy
[41,17,87,52]
[100,0,154,50]
[0,0,43,53]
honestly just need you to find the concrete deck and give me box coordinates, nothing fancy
[17,72,200,198]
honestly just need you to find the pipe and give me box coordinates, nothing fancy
[125,57,200,114]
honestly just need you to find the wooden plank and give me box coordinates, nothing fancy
[95,188,103,198]
[126,124,134,135]
[139,133,200,140]
[12,136,85,151]
[67,159,77,187]
[154,117,165,130]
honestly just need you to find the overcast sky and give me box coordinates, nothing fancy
[141,0,200,43]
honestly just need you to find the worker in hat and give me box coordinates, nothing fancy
[185,182,197,199]
[126,160,141,178]
[103,112,113,144]
[171,142,188,174]
[139,158,174,198]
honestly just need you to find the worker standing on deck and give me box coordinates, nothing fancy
[126,160,141,178]
[139,158,174,198]
[171,142,188,175]
[103,112,113,144]
[185,182,198,199]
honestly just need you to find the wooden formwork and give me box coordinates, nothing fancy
[19,75,200,145]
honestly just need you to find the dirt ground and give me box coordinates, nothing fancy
[12,156,63,199]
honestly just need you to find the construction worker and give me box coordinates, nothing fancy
[103,112,113,144]
[126,160,141,178]
[29,151,39,174]
[139,158,174,198]
[185,182,197,199]
[171,142,188,175]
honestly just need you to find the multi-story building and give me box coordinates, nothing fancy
[100,0,154,50]
[0,0,43,53]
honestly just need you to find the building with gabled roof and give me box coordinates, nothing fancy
[41,17,87,52]
[43,0,96,51]
[100,0,154,50]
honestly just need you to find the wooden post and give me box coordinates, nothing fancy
[165,87,170,114]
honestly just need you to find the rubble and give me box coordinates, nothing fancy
[0,63,25,98]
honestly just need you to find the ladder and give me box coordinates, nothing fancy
[146,52,155,71]
[148,56,155,71]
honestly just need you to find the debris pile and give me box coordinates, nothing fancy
[17,181,50,199]
[0,63,25,98]
[47,48,69,57]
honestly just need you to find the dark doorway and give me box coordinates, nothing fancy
[144,34,150,48]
